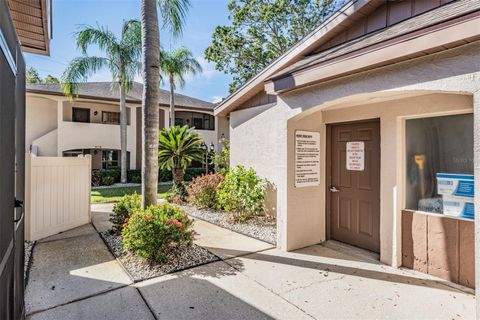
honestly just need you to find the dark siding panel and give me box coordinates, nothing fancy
[315,0,452,54]
[0,3,27,318]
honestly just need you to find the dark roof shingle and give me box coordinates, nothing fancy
[26,82,214,110]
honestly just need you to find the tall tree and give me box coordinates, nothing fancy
[26,67,41,84]
[160,47,202,127]
[205,0,338,92]
[140,0,191,208]
[61,20,141,184]
[43,75,60,84]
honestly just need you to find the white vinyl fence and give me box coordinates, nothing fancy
[25,154,91,241]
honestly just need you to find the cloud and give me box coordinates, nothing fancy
[211,95,223,103]
[185,56,220,81]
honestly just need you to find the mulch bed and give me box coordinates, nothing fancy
[100,231,219,282]
[180,205,277,245]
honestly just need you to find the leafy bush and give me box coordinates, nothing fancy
[185,167,205,181]
[127,170,142,183]
[217,166,266,221]
[102,175,116,186]
[122,203,194,262]
[187,173,224,209]
[92,168,195,186]
[110,193,142,234]
[91,169,121,186]
[212,138,230,175]
[102,169,121,183]
[159,169,173,182]
[92,171,102,187]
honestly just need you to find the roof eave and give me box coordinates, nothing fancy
[26,89,215,111]
[265,11,480,95]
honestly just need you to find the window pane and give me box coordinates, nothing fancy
[72,107,90,123]
[193,116,203,129]
[405,114,473,218]
[102,111,120,124]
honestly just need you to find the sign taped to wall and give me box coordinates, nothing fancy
[346,141,364,171]
[295,130,320,187]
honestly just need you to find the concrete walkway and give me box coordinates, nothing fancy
[25,206,475,319]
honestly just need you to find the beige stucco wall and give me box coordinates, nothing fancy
[26,96,57,155]
[229,41,480,266]
[27,92,223,170]
[62,100,131,124]
[57,102,137,170]
[217,115,230,142]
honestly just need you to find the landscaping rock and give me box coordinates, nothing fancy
[180,205,276,245]
[100,232,219,282]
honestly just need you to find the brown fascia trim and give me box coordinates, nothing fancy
[26,89,214,112]
[213,0,378,116]
[265,11,480,95]
[40,0,50,56]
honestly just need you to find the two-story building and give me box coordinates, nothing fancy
[26,82,229,170]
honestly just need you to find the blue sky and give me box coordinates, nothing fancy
[24,0,233,103]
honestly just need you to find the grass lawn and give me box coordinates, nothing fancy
[91,183,172,204]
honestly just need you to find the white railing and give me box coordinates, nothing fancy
[58,121,135,152]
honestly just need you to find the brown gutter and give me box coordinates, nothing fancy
[265,10,480,94]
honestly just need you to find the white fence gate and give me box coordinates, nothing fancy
[25,154,91,241]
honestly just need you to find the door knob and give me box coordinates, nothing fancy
[330,186,340,193]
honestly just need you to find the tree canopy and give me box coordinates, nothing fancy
[205,0,339,93]
[26,67,60,84]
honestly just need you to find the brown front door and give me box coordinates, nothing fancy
[329,120,380,253]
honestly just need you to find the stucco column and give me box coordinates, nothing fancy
[56,100,63,157]
[474,91,480,317]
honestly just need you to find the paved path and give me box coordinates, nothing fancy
[26,207,475,319]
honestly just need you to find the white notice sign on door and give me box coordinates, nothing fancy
[346,141,364,171]
[295,130,320,187]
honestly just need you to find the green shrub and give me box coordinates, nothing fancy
[159,169,173,182]
[102,175,116,186]
[91,169,121,186]
[212,138,230,175]
[216,166,266,221]
[110,193,142,234]
[122,203,194,262]
[185,167,204,181]
[127,170,142,183]
[187,173,224,209]
[91,171,102,186]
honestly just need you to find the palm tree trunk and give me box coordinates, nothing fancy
[173,166,184,192]
[140,0,160,208]
[120,84,128,184]
[169,76,175,127]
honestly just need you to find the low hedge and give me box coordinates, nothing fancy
[92,169,121,186]
[92,167,205,186]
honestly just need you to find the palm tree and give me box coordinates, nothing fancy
[140,0,190,208]
[158,125,203,189]
[61,20,141,184]
[160,47,202,127]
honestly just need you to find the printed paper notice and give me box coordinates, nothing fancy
[295,131,320,187]
[346,141,364,171]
